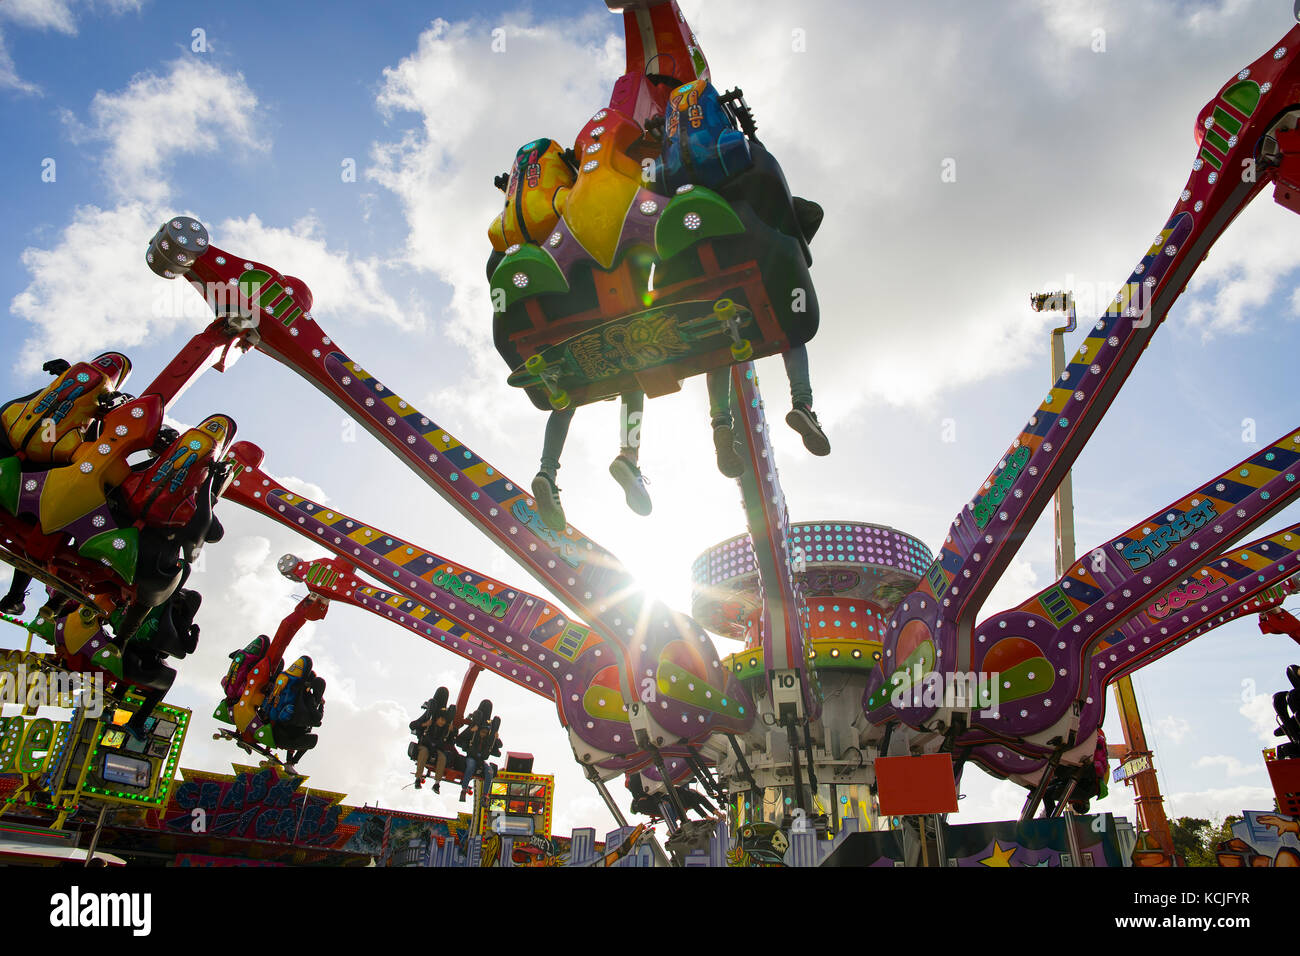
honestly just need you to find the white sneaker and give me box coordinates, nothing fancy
[609,455,652,516]
[531,472,566,530]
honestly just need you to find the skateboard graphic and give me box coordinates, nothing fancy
[508,298,755,409]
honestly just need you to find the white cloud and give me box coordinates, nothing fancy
[8,60,421,372]
[1241,686,1282,746]
[1163,783,1279,820]
[368,14,621,439]
[215,214,427,334]
[0,28,38,94]
[1,0,145,32]
[1194,753,1265,778]
[1,0,80,34]
[1154,715,1192,744]
[70,57,262,205]
[277,476,330,504]
[1182,202,1300,339]
[979,556,1040,622]
[9,201,175,370]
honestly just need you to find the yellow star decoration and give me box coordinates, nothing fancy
[979,840,1016,867]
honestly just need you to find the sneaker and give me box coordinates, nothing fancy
[785,404,830,456]
[609,454,652,516]
[713,425,745,478]
[531,472,566,531]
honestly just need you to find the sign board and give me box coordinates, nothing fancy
[1113,754,1152,783]
[874,753,959,816]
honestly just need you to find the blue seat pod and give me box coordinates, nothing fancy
[660,78,752,192]
[265,655,313,723]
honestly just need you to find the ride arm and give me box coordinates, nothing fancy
[151,226,754,762]
[221,440,657,764]
[606,1,707,126]
[888,27,1300,680]
[731,362,818,722]
[285,553,557,702]
[870,423,1300,736]
[966,519,1300,779]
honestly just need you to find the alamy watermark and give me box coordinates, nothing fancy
[0,665,105,719]
[889,666,1001,717]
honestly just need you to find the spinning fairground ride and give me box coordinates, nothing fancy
[5,0,1300,870]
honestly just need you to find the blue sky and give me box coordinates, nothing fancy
[3,0,1300,835]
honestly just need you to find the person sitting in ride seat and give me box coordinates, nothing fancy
[222,635,270,706]
[0,355,132,616]
[675,784,717,819]
[456,706,502,804]
[263,656,316,725]
[412,695,456,793]
[0,353,131,466]
[279,674,326,767]
[1273,665,1300,759]
[625,773,661,817]
[486,137,655,531]
[652,79,831,475]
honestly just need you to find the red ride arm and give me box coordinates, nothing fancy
[1260,608,1300,647]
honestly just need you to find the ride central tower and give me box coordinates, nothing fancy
[690,521,933,834]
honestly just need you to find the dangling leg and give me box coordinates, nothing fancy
[532,406,575,531]
[708,369,744,478]
[415,743,430,788]
[460,756,479,802]
[0,571,31,617]
[432,749,447,794]
[783,346,829,456]
[609,391,651,516]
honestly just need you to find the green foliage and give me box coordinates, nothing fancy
[1170,815,1240,866]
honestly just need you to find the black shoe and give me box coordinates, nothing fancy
[609,454,652,516]
[713,425,745,478]
[531,472,566,531]
[786,404,830,456]
[0,595,25,616]
[432,782,440,794]
[414,778,423,789]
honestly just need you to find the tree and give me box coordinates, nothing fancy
[1170,816,1213,866]
[1169,815,1241,866]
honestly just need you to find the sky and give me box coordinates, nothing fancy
[2,0,1300,837]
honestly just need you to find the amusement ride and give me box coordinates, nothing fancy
[4,0,1300,866]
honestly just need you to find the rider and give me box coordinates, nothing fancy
[412,699,456,793]
[456,707,502,804]
[706,350,829,478]
[280,674,326,767]
[0,356,122,617]
[652,80,831,476]
[531,392,650,532]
